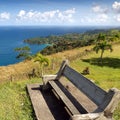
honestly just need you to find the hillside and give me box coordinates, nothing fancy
[0,42,120,119]
[24,28,120,55]
[0,42,120,86]
[0,61,40,83]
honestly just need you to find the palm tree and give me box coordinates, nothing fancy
[97,33,105,42]
[14,46,32,60]
[93,34,113,65]
[34,53,50,77]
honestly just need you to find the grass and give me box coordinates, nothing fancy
[0,43,120,119]
[71,62,120,119]
[71,60,120,90]
[70,44,120,119]
[0,78,41,120]
[49,43,120,119]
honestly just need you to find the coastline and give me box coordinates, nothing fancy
[0,26,111,66]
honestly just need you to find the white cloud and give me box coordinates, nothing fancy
[92,5,108,13]
[96,14,108,22]
[114,14,120,22]
[17,10,26,21]
[92,5,101,13]
[0,12,10,20]
[89,4,109,24]
[64,8,75,14]
[18,10,26,17]
[80,14,108,24]
[26,11,34,18]
[58,8,75,22]
[16,8,76,24]
[112,1,120,22]
[16,10,57,22]
[112,1,120,13]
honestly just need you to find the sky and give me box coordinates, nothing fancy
[0,0,120,26]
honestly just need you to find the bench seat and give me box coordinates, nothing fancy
[49,80,80,116]
[42,60,120,120]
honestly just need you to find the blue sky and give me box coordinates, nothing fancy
[0,0,120,26]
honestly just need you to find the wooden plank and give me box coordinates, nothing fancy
[56,60,69,80]
[42,75,57,84]
[63,65,107,106]
[48,81,80,115]
[95,88,120,116]
[59,78,98,113]
[27,84,55,120]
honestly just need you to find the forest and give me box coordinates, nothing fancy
[24,28,120,55]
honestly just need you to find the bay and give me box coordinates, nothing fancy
[0,26,107,66]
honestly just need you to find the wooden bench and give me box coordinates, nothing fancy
[42,60,120,120]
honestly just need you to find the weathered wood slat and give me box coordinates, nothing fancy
[48,80,80,115]
[55,80,89,114]
[56,60,69,80]
[63,65,107,106]
[41,60,120,120]
[42,75,57,84]
[59,79,98,113]
[27,84,55,120]
[95,88,120,115]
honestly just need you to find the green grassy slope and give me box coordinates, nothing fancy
[0,78,41,120]
[71,44,120,119]
[48,43,120,119]
[0,43,119,120]
[71,44,120,89]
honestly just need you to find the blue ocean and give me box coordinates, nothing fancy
[0,26,109,66]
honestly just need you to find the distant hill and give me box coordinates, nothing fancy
[24,28,120,55]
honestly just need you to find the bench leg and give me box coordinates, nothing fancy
[42,75,57,91]
[42,84,51,91]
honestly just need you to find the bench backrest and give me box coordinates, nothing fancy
[56,60,107,106]
[54,60,120,117]
[63,65,107,106]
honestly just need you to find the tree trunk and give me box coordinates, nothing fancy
[100,50,104,65]
[40,65,44,77]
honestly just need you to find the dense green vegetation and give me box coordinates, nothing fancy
[14,46,32,60]
[24,28,120,55]
[34,53,50,76]
[93,33,113,65]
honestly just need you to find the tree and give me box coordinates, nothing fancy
[93,34,113,65]
[14,46,32,60]
[34,53,50,76]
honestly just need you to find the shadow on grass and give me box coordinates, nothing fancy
[82,57,120,68]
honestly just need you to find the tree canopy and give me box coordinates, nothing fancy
[24,28,120,55]
[34,53,50,76]
[93,34,113,65]
[14,46,32,60]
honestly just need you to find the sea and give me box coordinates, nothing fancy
[0,26,113,66]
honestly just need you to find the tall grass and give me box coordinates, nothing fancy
[0,78,41,120]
